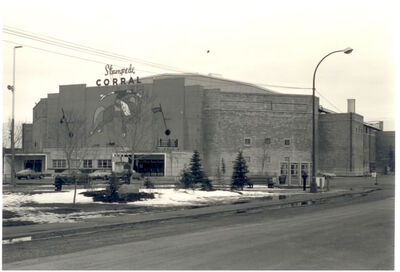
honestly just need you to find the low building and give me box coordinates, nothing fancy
[3,73,395,183]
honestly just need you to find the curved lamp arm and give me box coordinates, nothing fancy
[313,48,353,91]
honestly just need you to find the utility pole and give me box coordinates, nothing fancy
[9,45,22,187]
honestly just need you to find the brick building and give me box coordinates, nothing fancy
[3,74,395,183]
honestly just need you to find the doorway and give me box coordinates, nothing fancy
[133,154,165,176]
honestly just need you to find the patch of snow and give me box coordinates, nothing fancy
[2,187,279,224]
[132,188,273,206]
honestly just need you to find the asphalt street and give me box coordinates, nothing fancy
[3,189,394,270]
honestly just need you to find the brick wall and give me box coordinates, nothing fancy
[202,91,315,182]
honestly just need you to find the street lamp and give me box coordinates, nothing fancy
[310,47,353,193]
[10,45,23,187]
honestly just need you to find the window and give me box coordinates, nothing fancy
[291,163,299,175]
[244,137,251,146]
[264,138,271,144]
[83,160,92,169]
[70,160,80,168]
[265,156,271,163]
[284,139,291,146]
[52,159,66,168]
[244,156,251,163]
[280,162,288,175]
[98,159,112,169]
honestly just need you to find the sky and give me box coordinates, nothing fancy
[1,0,398,130]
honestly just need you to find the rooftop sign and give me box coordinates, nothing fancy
[96,64,141,86]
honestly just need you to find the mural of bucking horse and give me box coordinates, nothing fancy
[90,88,143,138]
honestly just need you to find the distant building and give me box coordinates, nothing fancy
[3,74,395,183]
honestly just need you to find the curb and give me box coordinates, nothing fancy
[2,187,380,244]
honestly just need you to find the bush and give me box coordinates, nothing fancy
[105,175,120,202]
[82,190,154,203]
[179,167,195,189]
[144,178,155,189]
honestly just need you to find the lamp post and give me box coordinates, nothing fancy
[310,47,353,193]
[9,45,23,187]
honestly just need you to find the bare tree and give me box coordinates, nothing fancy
[57,109,90,204]
[261,140,269,175]
[2,118,23,148]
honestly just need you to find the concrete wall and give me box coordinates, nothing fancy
[362,126,378,174]
[22,124,33,152]
[32,98,48,151]
[376,131,395,173]
[319,113,369,176]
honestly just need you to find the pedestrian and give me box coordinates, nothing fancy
[302,171,308,191]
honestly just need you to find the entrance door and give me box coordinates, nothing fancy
[24,160,42,172]
[134,154,165,176]
[290,163,299,185]
[279,163,289,184]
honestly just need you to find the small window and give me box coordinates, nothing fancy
[52,159,66,168]
[83,160,92,169]
[264,138,271,144]
[98,159,112,169]
[244,137,251,146]
[284,139,290,146]
[266,156,271,163]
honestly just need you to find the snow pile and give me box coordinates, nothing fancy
[131,188,273,206]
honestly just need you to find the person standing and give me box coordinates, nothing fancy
[302,171,308,191]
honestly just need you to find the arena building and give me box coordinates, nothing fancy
[3,73,395,185]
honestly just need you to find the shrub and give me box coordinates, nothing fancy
[179,167,195,189]
[144,178,155,189]
[105,175,120,202]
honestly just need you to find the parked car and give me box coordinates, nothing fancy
[16,169,44,179]
[88,170,112,180]
[54,169,89,190]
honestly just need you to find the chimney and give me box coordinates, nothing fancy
[378,121,384,131]
[347,99,356,113]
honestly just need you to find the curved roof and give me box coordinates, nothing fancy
[140,73,277,94]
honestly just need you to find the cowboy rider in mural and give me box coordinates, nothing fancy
[90,89,143,138]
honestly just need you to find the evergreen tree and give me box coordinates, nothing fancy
[189,150,212,191]
[179,166,195,189]
[231,151,248,190]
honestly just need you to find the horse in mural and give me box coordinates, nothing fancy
[90,89,143,138]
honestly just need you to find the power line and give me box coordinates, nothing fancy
[4,24,352,113]
[3,25,321,91]
[5,37,344,113]
[315,90,344,113]
[2,40,158,75]
[3,25,189,73]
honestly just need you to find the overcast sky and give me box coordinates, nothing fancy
[1,0,398,130]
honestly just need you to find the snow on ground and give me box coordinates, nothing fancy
[133,188,275,206]
[2,186,294,224]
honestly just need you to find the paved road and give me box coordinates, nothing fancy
[4,194,394,270]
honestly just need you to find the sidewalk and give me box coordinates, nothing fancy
[3,181,382,243]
